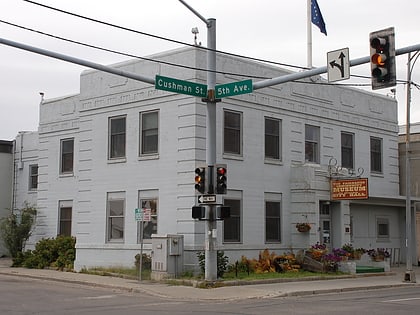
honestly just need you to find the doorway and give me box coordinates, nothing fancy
[320,202,332,251]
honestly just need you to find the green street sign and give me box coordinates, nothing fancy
[215,79,253,98]
[155,75,207,97]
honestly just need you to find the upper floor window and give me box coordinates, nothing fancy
[140,111,159,155]
[29,164,38,190]
[60,138,74,174]
[265,117,281,160]
[341,132,354,169]
[224,110,242,155]
[305,124,320,163]
[370,136,382,173]
[109,116,126,159]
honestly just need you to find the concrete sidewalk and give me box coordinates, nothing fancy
[0,258,418,301]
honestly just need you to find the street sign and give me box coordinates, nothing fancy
[197,194,223,205]
[327,48,350,82]
[134,208,143,221]
[155,75,207,97]
[215,79,253,98]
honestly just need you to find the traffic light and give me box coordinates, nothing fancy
[216,206,230,220]
[215,164,227,194]
[192,206,205,220]
[369,27,396,90]
[194,167,206,194]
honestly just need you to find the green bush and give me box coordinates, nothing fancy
[21,236,76,270]
[197,250,229,278]
[0,203,37,260]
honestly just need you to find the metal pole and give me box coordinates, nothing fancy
[205,18,218,281]
[307,0,312,69]
[404,52,417,282]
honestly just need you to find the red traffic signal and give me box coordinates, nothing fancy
[215,165,227,194]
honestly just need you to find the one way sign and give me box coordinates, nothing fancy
[327,48,350,83]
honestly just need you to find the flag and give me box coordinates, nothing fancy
[311,0,327,35]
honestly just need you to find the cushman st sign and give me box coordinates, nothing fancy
[331,178,369,200]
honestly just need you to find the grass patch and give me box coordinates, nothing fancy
[221,270,341,281]
[80,266,151,280]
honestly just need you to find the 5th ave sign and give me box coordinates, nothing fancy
[155,75,253,99]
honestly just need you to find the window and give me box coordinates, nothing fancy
[265,117,281,160]
[223,199,241,243]
[370,137,382,173]
[265,200,281,243]
[58,201,72,236]
[138,195,158,240]
[305,125,320,163]
[60,138,74,174]
[140,111,159,155]
[376,217,389,240]
[107,192,125,241]
[109,116,126,159]
[341,132,354,169]
[29,164,38,190]
[224,110,242,155]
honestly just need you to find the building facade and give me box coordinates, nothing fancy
[9,47,410,270]
[0,140,14,256]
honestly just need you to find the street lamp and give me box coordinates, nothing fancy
[404,50,420,283]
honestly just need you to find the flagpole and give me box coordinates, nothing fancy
[307,0,312,68]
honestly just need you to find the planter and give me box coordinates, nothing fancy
[296,224,311,233]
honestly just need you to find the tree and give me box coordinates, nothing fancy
[0,203,37,259]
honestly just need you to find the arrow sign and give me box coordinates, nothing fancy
[327,48,350,82]
[198,195,217,204]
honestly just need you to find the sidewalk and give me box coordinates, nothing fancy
[0,258,418,301]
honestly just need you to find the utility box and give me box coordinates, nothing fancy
[151,234,184,280]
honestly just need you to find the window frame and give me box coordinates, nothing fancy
[29,164,38,190]
[265,199,282,243]
[223,110,242,156]
[58,200,72,237]
[376,217,390,241]
[341,132,354,170]
[305,124,320,163]
[138,197,158,241]
[106,192,125,242]
[265,117,281,161]
[370,136,383,173]
[139,110,159,156]
[108,116,126,160]
[223,198,242,243]
[60,138,74,174]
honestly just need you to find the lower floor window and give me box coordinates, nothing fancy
[58,201,72,236]
[223,199,241,243]
[107,192,125,241]
[265,201,281,243]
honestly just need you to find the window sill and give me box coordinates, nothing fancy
[222,154,243,161]
[264,158,283,166]
[59,173,74,178]
[107,158,127,164]
[371,172,384,178]
[138,154,159,161]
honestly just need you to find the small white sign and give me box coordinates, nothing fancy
[327,48,350,82]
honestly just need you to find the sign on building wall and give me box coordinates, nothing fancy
[331,178,369,200]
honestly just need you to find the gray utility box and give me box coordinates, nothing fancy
[151,234,184,280]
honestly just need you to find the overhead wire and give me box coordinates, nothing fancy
[10,0,408,88]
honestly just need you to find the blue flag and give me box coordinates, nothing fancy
[311,0,327,36]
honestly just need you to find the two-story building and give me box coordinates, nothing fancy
[8,47,411,271]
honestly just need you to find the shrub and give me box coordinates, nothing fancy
[197,251,229,278]
[0,203,37,261]
[20,236,76,270]
[134,253,151,270]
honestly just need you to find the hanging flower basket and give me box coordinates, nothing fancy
[296,223,311,233]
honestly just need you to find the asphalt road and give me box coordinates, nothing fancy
[1,274,420,315]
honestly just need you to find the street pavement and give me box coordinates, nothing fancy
[0,258,419,301]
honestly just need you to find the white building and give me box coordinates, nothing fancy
[0,140,14,256]
[10,47,411,270]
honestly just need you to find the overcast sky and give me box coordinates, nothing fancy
[1,0,419,140]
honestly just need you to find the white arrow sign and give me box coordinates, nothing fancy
[327,48,350,83]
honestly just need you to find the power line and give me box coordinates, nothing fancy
[23,0,308,71]
[0,19,271,80]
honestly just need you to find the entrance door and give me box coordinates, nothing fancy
[320,202,332,250]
